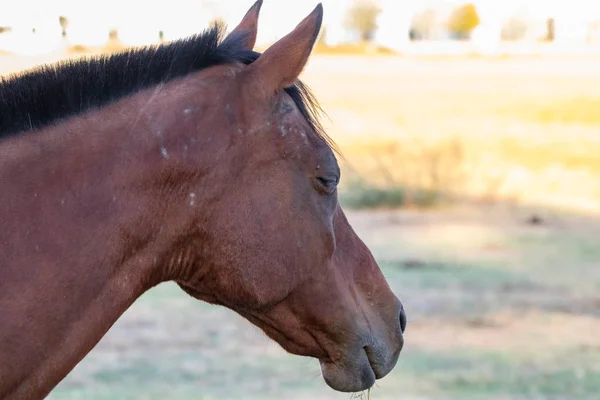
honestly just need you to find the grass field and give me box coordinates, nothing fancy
[301,55,600,213]
[45,206,600,400]
[2,52,600,399]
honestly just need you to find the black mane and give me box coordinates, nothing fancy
[0,23,330,147]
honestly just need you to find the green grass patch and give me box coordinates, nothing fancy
[329,346,600,399]
[431,348,600,399]
[379,259,533,292]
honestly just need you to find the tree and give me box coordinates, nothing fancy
[59,16,69,38]
[410,8,437,40]
[545,18,555,42]
[344,0,382,42]
[501,17,528,41]
[447,3,480,40]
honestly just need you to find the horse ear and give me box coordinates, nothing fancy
[246,3,323,91]
[223,0,263,50]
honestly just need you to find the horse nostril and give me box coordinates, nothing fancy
[399,307,407,333]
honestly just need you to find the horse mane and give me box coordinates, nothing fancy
[0,23,332,149]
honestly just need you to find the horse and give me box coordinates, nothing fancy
[0,2,406,398]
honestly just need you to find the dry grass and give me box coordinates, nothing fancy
[299,55,600,213]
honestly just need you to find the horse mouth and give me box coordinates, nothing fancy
[318,340,402,393]
[365,342,403,380]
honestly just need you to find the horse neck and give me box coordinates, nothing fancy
[0,83,206,399]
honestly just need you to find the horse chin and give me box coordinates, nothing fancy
[319,354,376,393]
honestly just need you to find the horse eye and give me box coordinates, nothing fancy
[316,176,339,191]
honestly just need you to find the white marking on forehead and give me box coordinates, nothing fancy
[189,192,196,206]
[161,147,169,159]
[183,107,193,116]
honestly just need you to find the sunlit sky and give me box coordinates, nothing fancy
[1,0,599,50]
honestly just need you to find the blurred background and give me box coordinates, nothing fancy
[2,0,600,399]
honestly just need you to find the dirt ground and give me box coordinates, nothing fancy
[2,52,600,399]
